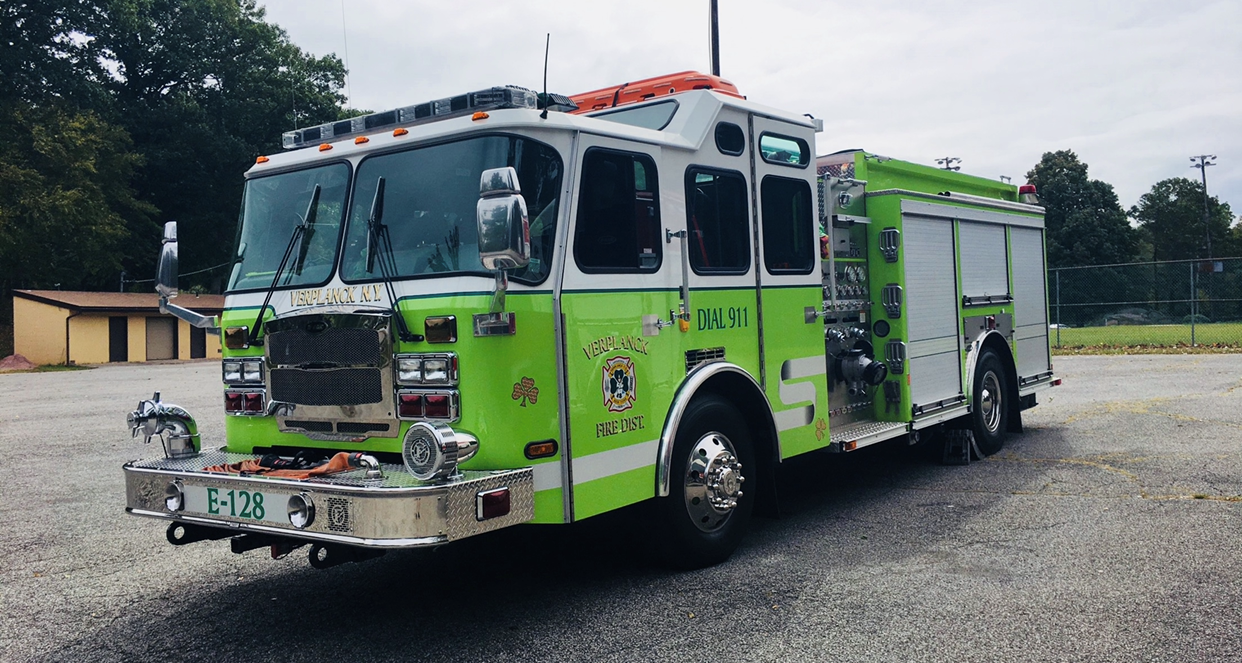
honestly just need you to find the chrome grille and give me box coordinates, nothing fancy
[267,327,382,367]
[270,368,383,406]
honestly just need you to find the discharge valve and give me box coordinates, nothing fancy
[835,347,889,396]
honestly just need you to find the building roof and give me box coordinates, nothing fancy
[15,290,224,313]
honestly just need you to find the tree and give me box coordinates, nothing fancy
[1026,150,1140,268]
[1130,178,1236,262]
[89,0,351,284]
[0,105,154,291]
[0,0,351,297]
[0,0,106,107]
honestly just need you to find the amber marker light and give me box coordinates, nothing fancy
[223,326,250,350]
[393,127,409,137]
[354,136,369,144]
[255,155,269,164]
[318,143,332,151]
[472,111,490,121]
[524,440,558,459]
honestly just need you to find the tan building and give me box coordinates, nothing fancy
[13,290,224,366]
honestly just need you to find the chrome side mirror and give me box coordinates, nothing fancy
[476,167,530,271]
[156,221,179,299]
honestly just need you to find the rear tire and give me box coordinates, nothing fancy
[970,348,1009,456]
[654,394,755,569]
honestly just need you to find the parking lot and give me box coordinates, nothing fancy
[1,354,1240,662]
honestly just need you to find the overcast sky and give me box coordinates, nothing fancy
[260,0,1241,221]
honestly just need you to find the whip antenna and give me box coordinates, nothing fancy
[541,33,551,119]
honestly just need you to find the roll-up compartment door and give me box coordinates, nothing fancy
[902,215,962,408]
[959,221,1009,300]
[1011,226,1051,379]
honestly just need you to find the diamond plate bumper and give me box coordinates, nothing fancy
[124,451,533,548]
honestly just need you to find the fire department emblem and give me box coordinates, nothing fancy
[602,356,637,413]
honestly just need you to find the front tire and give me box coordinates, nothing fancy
[654,394,755,569]
[970,348,1009,456]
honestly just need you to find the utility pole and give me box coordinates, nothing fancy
[936,157,961,171]
[1190,155,1216,260]
[708,0,720,76]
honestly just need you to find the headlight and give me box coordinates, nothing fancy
[423,358,448,383]
[242,360,263,383]
[396,354,457,386]
[397,357,422,384]
[222,361,242,384]
[287,493,314,529]
[164,480,184,512]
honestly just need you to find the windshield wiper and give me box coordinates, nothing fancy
[365,177,422,343]
[248,185,320,346]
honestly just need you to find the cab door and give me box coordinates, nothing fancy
[560,136,679,520]
[750,115,829,458]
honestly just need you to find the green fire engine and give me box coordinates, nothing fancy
[124,72,1056,569]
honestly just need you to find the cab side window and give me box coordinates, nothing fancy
[761,176,814,274]
[685,167,750,274]
[574,149,661,272]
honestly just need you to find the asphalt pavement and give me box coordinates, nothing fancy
[0,355,1239,662]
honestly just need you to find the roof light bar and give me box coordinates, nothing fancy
[282,86,567,150]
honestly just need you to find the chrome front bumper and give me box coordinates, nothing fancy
[124,451,533,548]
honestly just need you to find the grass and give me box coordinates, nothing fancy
[1051,321,1242,354]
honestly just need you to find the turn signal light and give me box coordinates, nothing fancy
[225,390,265,415]
[397,390,459,421]
[393,127,409,137]
[354,136,369,144]
[472,111,489,121]
[425,395,451,419]
[318,143,332,151]
[398,393,424,418]
[524,440,558,459]
[255,156,269,164]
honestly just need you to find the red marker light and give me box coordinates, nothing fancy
[476,488,511,520]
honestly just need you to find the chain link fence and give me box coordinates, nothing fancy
[1050,257,1242,348]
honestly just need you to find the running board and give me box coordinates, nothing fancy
[829,420,909,452]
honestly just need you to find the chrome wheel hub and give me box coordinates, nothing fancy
[684,433,745,532]
[980,371,1002,433]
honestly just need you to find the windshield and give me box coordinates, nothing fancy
[228,163,350,291]
[340,135,562,285]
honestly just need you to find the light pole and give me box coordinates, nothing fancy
[936,157,961,171]
[1190,155,1216,260]
[708,0,720,76]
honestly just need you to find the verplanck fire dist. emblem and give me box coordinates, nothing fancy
[601,356,637,413]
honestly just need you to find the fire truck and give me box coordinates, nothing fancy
[125,71,1056,569]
